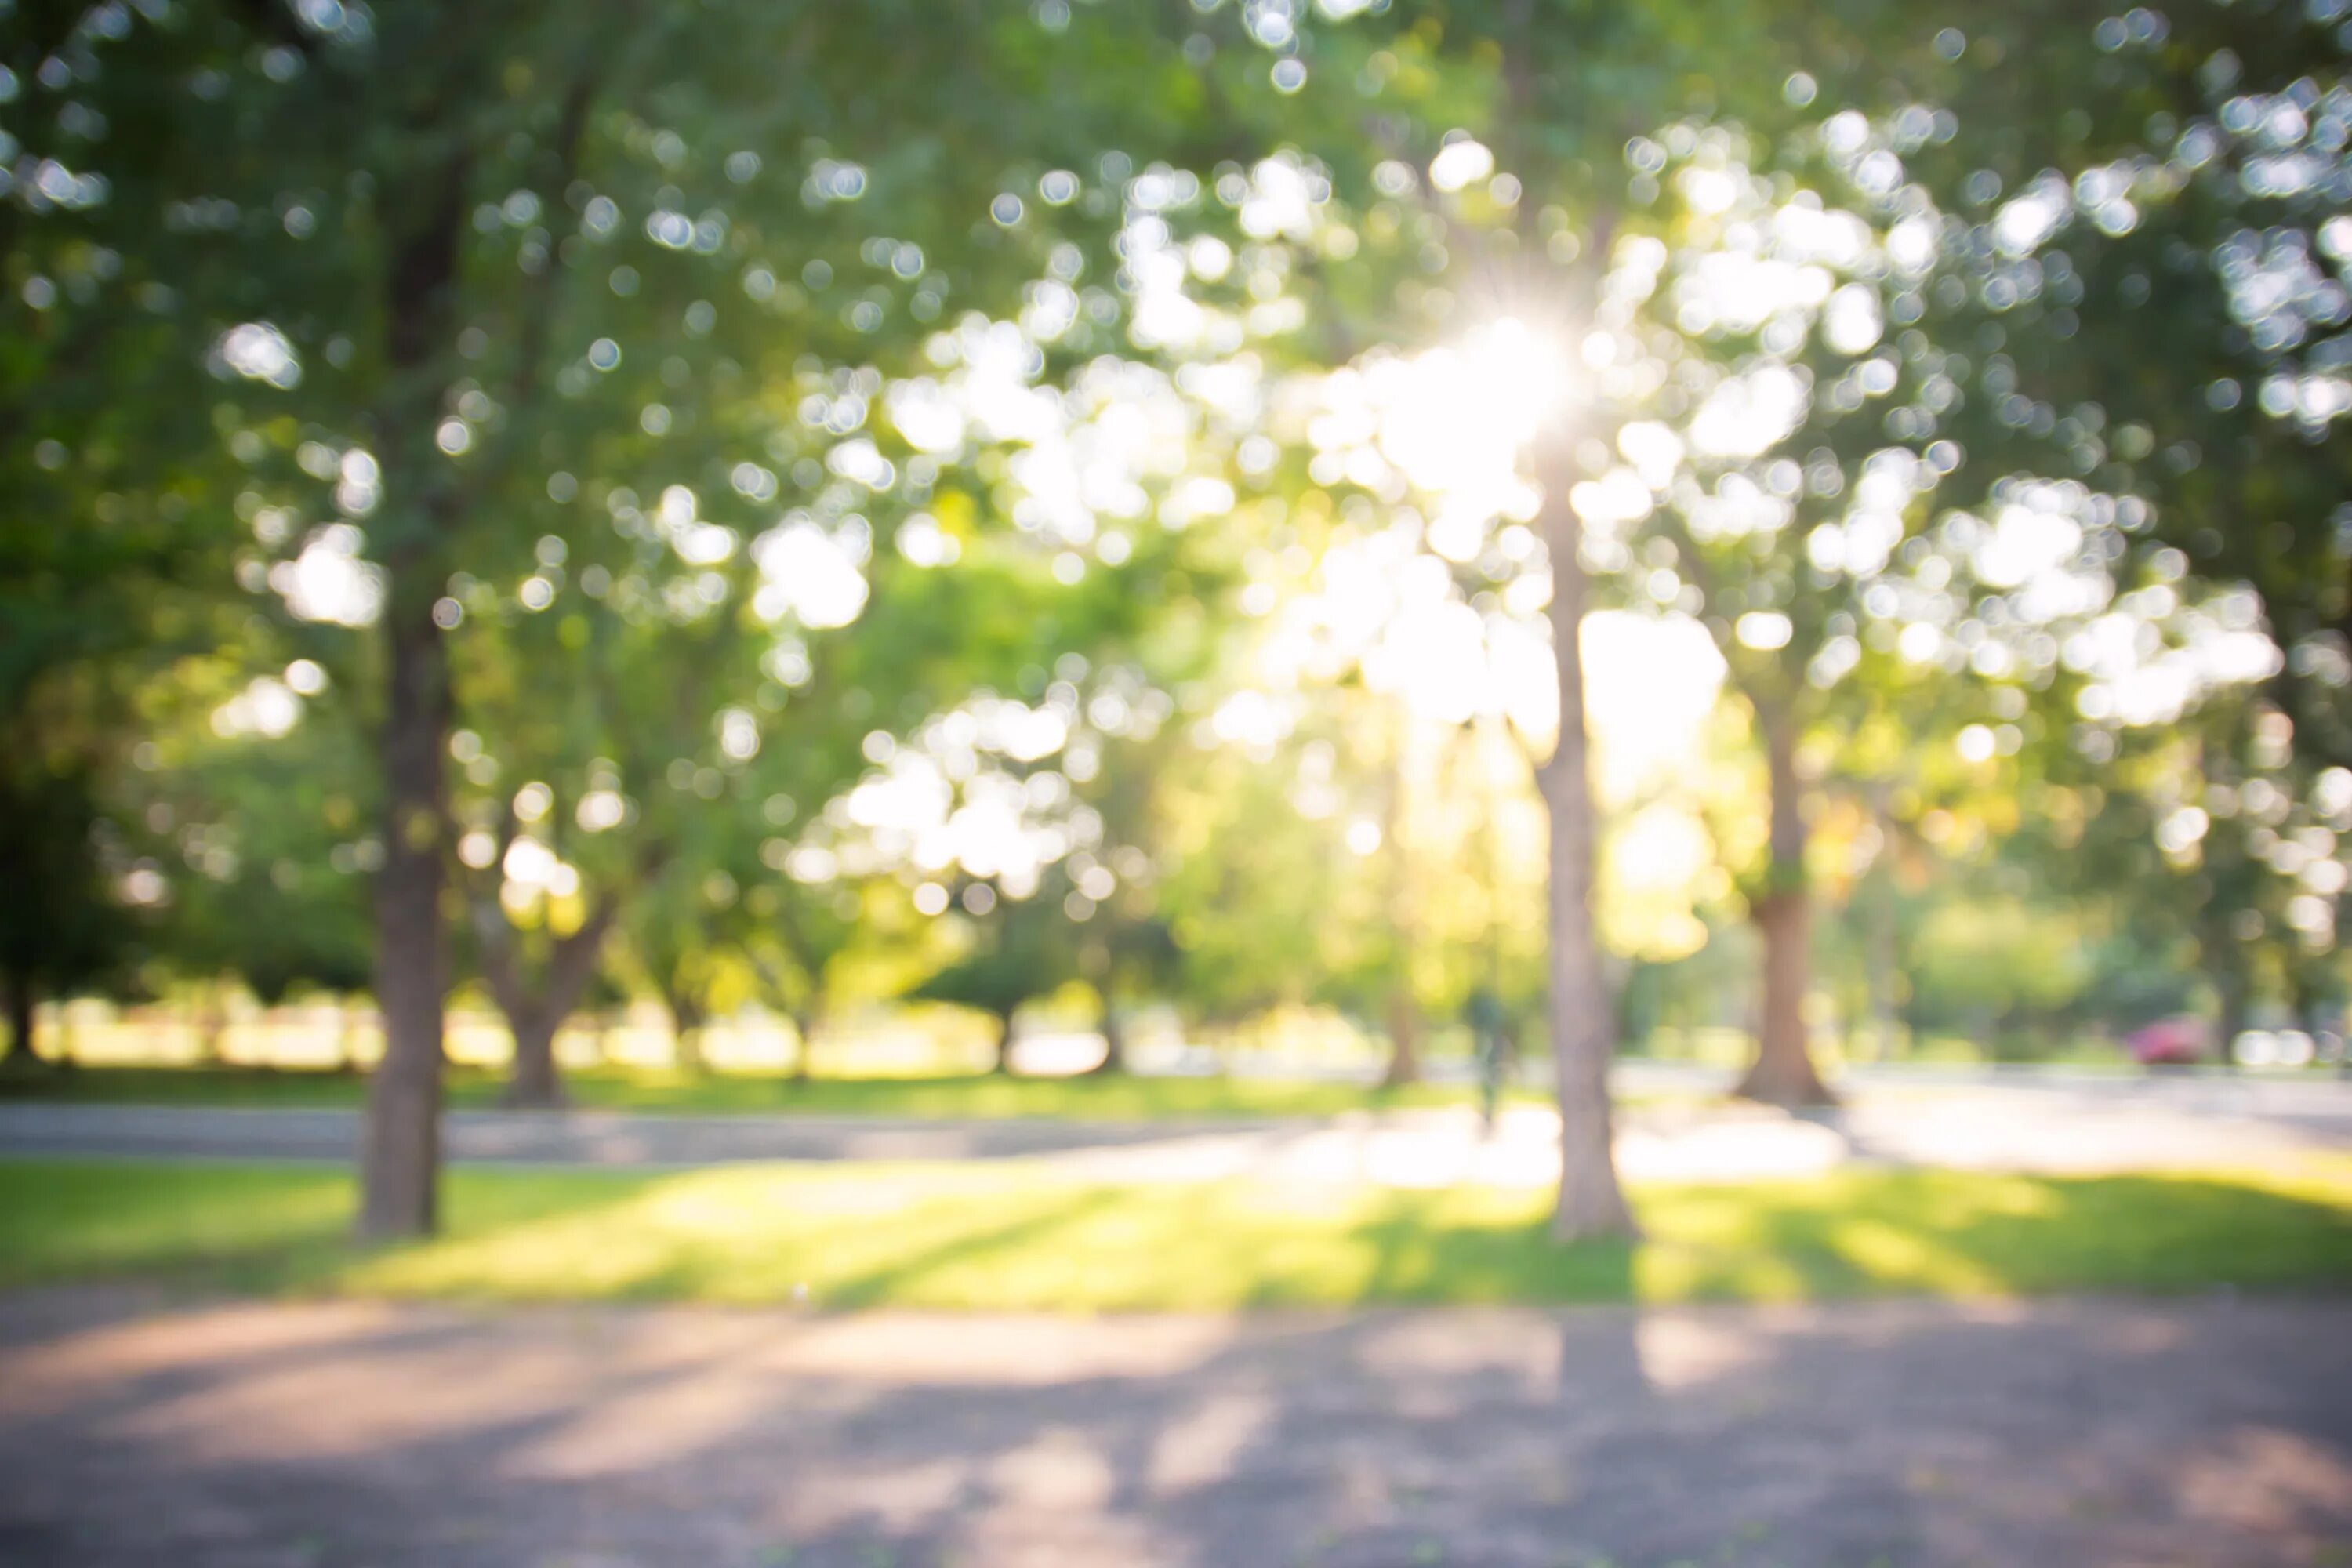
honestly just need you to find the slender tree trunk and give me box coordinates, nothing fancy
[790,1010,816,1081]
[666,989,707,1076]
[1381,711,1421,1088]
[2215,964,2249,1072]
[358,582,452,1237]
[1381,990,1421,1089]
[1868,868,1901,1062]
[2,974,34,1066]
[1735,707,1834,1107]
[198,981,230,1065]
[991,1009,1016,1076]
[1537,445,1635,1241]
[1087,996,1127,1076]
[1860,784,1901,1061]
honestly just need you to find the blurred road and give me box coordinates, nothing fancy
[1,1287,2344,1567]
[2,1069,2347,1185]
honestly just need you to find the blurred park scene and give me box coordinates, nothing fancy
[5,0,2352,1563]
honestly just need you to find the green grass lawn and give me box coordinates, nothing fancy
[3,1157,2347,1312]
[0,1062,1558,1121]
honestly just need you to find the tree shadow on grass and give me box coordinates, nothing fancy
[616,1183,1139,1309]
[10,1161,2350,1315]
[1283,1199,1639,1308]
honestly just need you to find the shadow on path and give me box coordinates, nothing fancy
[2,1287,2348,1568]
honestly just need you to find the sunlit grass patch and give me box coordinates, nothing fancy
[1,1157,2347,1312]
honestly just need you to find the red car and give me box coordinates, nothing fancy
[2127,1015,2209,1067]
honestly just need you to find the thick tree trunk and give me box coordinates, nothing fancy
[485,907,617,1109]
[1742,890,1830,1104]
[1537,448,1635,1241]
[1380,989,1421,1088]
[503,1010,564,1108]
[358,583,451,1238]
[1735,709,1834,1108]
[355,150,470,1242]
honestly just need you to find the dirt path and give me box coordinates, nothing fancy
[1,1287,2345,1566]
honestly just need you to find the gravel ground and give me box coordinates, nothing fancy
[1,1287,2346,1567]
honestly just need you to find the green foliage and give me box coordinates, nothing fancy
[20,0,2352,1103]
[1904,898,2095,1033]
[0,768,134,1045]
[123,653,377,1006]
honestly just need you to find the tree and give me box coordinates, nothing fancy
[0,769,129,1064]
[1792,5,2352,1059]
[1552,119,1986,1105]
[1873,4,2352,760]
[1062,724,1186,1076]
[1251,0,1850,1233]
[909,890,1074,1075]
[1,2,260,1064]
[150,0,1301,1230]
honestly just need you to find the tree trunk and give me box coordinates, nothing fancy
[1380,989,1421,1088]
[2216,965,2249,1072]
[355,151,470,1242]
[1380,710,1421,1088]
[990,1009,1016,1076]
[198,981,230,1065]
[790,1011,816,1082]
[358,581,451,1238]
[666,989,707,1076]
[2,974,34,1066]
[1867,877,1901,1062]
[1087,996,1127,1076]
[1735,708,1834,1108]
[503,1009,564,1108]
[485,908,617,1109]
[1537,446,1635,1241]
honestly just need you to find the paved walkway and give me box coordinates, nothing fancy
[3,1073,2348,1186]
[0,1287,2344,1566]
